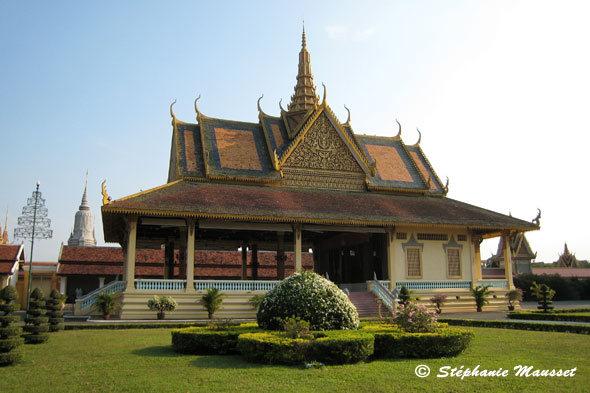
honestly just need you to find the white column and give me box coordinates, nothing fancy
[294,225,302,272]
[59,276,67,294]
[386,228,396,291]
[503,231,515,289]
[185,219,195,293]
[123,217,138,292]
[471,235,483,286]
[98,277,105,288]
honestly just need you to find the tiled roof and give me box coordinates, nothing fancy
[57,246,312,278]
[531,268,590,278]
[103,180,536,242]
[0,244,24,262]
[199,117,280,181]
[0,245,24,275]
[358,135,427,190]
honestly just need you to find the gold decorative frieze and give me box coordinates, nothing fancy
[283,114,364,173]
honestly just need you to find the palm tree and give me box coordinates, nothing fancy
[471,285,491,312]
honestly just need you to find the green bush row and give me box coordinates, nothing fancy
[514,273,590,300]
[0,348,24,366]
[373,329,473,358]
[171,325,258,355]
[440,318,590,335]
[507,312,590,323]
[172,324,472,365]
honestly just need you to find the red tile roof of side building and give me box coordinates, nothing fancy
[531,268,590,278]
[58,246,313,278]
[0,244,25,274]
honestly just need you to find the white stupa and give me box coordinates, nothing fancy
[67,174,97,246]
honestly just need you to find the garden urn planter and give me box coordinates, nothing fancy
[157,311,165,320]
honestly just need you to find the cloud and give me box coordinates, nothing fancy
[354,27,376,42]
[325,25,348,40]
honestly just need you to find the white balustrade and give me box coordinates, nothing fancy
[135,279,186,291]
[194,280,280,292]
[395,280,472,290]
[477,279,507,289]
[78,281,126,311]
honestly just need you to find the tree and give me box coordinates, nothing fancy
[46,289,66,332]
[0,286,24,366]
[530,282,555,313]
[23,288,50,344]
[471,285,492,312]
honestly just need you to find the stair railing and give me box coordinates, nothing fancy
[371,272,399,311]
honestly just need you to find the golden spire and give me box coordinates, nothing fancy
[288,24,319,112]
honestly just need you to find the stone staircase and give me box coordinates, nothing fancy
[348,291,381,318]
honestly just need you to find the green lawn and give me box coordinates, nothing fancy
[0,327,588,393]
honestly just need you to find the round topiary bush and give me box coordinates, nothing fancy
[46,289,65,332]
[0,285,24,366]
[257,272,359,331]
[23,288,50,344]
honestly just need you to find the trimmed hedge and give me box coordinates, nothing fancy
[23,288,50,344]
[507,311,590,323]
[0,285,23,366]
[172,325,258,355]
[372,329,474,358]
[172,323,472,365]
[237,331,374,365]
[440,318,590,335]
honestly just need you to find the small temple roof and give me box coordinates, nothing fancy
[0,244,24,275]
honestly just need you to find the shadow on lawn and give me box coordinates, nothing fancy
[191,355,272,369]
[132,345,185,358]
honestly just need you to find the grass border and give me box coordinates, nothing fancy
[439,318,590,334]
[507,311,590,323]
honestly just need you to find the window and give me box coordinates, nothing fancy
[457,234,467,242]
[406,247,422,278]
[396,232,407,240]
[417,233,448,241]
[446,248,461,278]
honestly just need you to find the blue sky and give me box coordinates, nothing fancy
[1,1,589,264]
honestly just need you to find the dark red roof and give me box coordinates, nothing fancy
[531,268,590,278]
[0,245,24,274]
[102,180,538,242]
[58,246,312,278]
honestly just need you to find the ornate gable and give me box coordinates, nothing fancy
[282,112,366,191]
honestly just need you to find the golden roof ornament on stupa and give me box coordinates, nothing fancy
[556,243,580,268]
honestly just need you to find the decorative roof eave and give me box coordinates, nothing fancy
[399,137,430,191]
[406,133,446,194]
[205,174,282,185]
[104,180,183,204]
[258,100,283,172]
[102,207,539,234]
[366,183,441,196]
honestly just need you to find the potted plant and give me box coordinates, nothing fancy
[201,287,224,319]
[505,288,523,311]
[430,294,447,314]
[471,285,491,312]
[96,292,118,320]
[147,295,177,319]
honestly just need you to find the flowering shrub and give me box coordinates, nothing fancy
[147,295,177,312]
[257,272,359,331]
[430,294,447,314]
[391,302,438,333]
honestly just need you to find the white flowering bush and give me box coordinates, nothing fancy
[391,302,438,333]
[257,272,359,331]
[147,295,177,312]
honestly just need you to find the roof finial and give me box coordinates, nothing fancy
[279,99,286,112]
[344,105,351,125]
[288,24,318,112]
[321,82,327,106]
[302,21,307,49]
[257,94,265,114]
[80,171,90,211]
[194,94,202,120]
[415,128,422,145]
[444,177,449,194]
[169,99,177,121]
[395,119,402,137]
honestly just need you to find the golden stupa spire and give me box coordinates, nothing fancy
[288,23,319,112]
